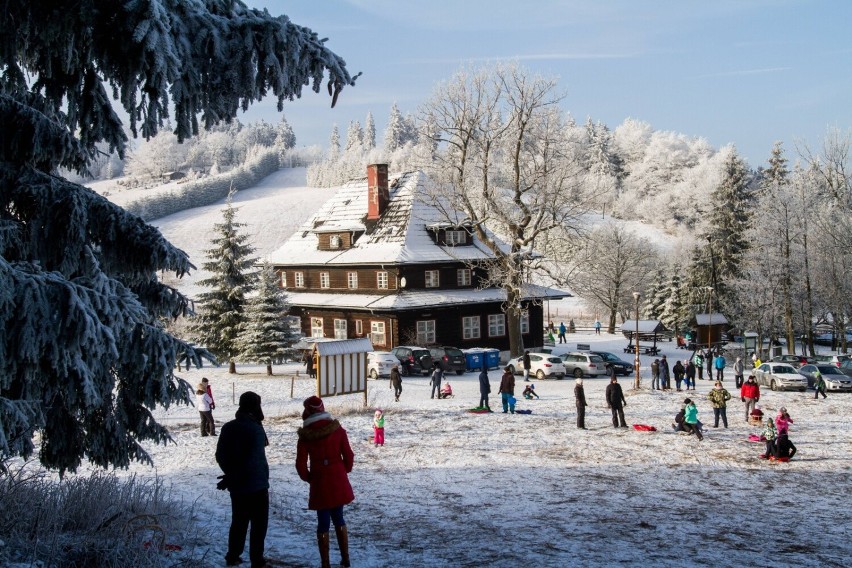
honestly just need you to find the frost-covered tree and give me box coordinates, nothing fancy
[275,114,297,160]
[0,0,356,473]
[384,102,406,151]
[345,120,363,153]
[126,129,189,180]
[364,112,376,150]
[330,124,341,157]
[641,272,667,319]
[236,263,300,375]
[191,196,257,374]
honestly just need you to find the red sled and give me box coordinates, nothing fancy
[633,424,657,432]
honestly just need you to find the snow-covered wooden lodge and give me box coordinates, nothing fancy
[267,164,568,353]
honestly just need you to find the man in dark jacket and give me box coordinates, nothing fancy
[574,378,588,429]
[498,366,516,414]
[659,354,671,390]
[478,368,491,410]
[216,392,270,568]
[522,350,532,382]
[605,376,627,428]
[430,362,444,399]
[389,365,402,402]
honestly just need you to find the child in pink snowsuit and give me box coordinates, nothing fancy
[373,409,385,446]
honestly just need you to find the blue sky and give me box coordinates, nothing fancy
[243,0,852,167]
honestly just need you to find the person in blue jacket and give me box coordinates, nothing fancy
[714,353,726,381]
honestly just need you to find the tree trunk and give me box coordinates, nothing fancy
[607,310,617,335]
[229,359,236,374]
[266,363,273,376]
[803,231,816,356]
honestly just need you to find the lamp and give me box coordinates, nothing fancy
[633,291,641,389]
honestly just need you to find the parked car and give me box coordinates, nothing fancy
[367,351,398,379]
[839,359,852,378]
[560,352,607,378]
[753,362,808,392]
[812,354,851,367]
[391,346,434,376]
[798,364,852,392]
[770,354,814,368]
[589,351,634,376]
[429,346,467,375]
[507,353,566,379]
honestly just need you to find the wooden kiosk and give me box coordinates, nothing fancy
[311,337,372,406]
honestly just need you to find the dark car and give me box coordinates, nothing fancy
[770,354,813,369]
[840,359,852,378]
[391,346,434,376]
[429,346,467,375]
[589,351,634,376]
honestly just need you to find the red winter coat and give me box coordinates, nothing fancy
[296,417,355,510]
[741,381,760,400]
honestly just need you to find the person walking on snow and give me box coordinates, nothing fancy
[605,376,627,428]
[741,375,761,422]
[575,378,588,429]
[651,359,660,390]
[694,352,704,381]
[372,409,385,446]
[522,350,532,382]
[499,366,516,414]
[558,322,567,344]
[594,319,601,335]
[430,362,444,399]
[197,382,216,437]
[813,370,827,399]
[708,381,731,428]
[733,356,745,388]
[296,396,355,568]
[685,360,696,390]
[714,353,726,381]
[478,368,492,411]
[389,365,402,402]
[673,359,685,391]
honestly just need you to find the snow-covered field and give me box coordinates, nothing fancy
[69,168,852,566]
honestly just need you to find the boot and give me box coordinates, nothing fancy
[317,532,331,568]
[335,525,350,567]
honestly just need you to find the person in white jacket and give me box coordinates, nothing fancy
[197,382,216,436]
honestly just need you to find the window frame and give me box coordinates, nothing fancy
[310,317,323,338]
[377,271,388,289]
[425,269,440,288]
[488,314,506,337]
[457,268,472,287]
[416,320,436,345]
[462,316,481,340]
[520,310,530,334]
[445,230,466,245]
[280,271,287,287]
[333,318,347,339]
[347,271,358,289]
[320,272,330,289]
[355,320,363,335]
[371,321,386,346]
[295,271,305,288]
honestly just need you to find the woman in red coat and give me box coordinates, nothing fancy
[296,396,355,568]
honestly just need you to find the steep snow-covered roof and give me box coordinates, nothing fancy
[267,170,507,266]
[694,313,729,326]
[284,283,569,311]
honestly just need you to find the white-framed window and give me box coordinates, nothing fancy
[295,272,305,288]
[320,272,330,289]
[417,320,436,345]
[425,270,440,288]
[329,234,342,249]
[377,271,388,289]
[334,318,347,339]
[488,314,505,337]
[463,316,481,340]
[355,320,363,335]
[311,317,323,338]
[280,271,287,287]
[371,321,386,346]
[445,230,466,245]
[457,268,471,286]
[348,272,358,289]
[520,311,530,334]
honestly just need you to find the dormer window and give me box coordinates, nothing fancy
[445,230,467,245]
[329,235,342,249]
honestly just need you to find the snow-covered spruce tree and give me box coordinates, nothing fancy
[236,262,300,375]
[641,272,666,319]
[275,115,297,163]
[330,124,341,158]
[384,102,406,152]
[0,0,356,474]
[364,111,377,150]
[191,196,257,374]
[345,120,364,153]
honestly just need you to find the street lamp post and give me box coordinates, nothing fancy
[633,292,641,389]
[705,286,714,354]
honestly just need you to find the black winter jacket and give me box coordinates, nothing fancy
[216,411,270,495]
[605,382,626,408]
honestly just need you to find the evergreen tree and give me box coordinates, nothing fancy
[660,268,689,335]
[191,195,257,374]
[1,1,354,474]
[384,102,406,151]
[641,272,666,319]
[274,115,297,161]
[236,263,300,375]
[364,112,377,149]
[345,120,363,152]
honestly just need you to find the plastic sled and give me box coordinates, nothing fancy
[633,424,657,432]
[515,409,532,414]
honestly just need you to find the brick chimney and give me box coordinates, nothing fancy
[366,163,389,220]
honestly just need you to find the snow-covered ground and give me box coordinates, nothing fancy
[52,332,851,567]
[67,168,851,566]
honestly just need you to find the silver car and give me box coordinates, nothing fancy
[560,352,607,378]
[754,363,808,392]
[798,364,852,392]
